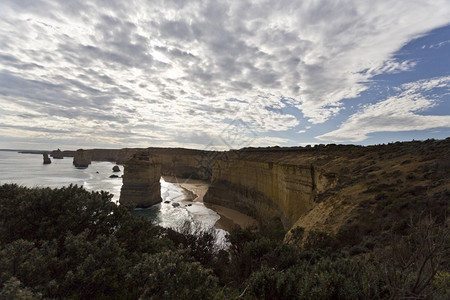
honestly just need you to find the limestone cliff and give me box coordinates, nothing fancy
[73,149,91,168]
[203,151,338,228]
[61,150,76,157]
[68,147,217,180]
[204,139,450,239]
[119,151,162,208]
[149,148,218,180]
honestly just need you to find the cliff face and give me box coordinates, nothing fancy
[154,149,216,180]
[204,139,450,238]
[204,152,337,228]
[68,147,217,180]
[119,151,162,208]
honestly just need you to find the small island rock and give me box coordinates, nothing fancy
[112,165,120,172]
[73,149,91,168]
[50,149,64,159]
[43,154,51,164]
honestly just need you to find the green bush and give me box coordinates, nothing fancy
[129,250,218,299]
[245,257,389,299]
[1,184,448,299]
[0,184,220,298]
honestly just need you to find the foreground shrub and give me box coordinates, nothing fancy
[128,250,218,299]
[246,257,388,299]
[0,184,221,299]
[1,184,448,299]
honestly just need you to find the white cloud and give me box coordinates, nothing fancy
[316,76,450,142]
[0,0,449,149]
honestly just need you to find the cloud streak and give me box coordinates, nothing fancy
[317,76,450,142]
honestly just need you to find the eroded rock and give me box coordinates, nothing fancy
[73,149,91,168]
[119,151,161,208]
[43,154,51,164]
[51,149,64,159]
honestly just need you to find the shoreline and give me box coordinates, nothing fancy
[205,203,258,231]
[162,176,257,231]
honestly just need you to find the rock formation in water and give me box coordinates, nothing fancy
[50,149,64,159]
[43,154,51,164]
[119,151,162,208]
[112,165,120,172]
[73,149,91,168]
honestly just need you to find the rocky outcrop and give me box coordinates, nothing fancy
[73,149,91,168]
[112,165,120,172]
[50,149,64,159]
[119,151,162,208]
[43,154,51,164]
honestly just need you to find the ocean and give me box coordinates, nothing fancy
[0,151,227,245]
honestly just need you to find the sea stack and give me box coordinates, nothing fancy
[51,148,64,159]
[43,153,51,164]
[119,151,161,208]
[73,149,91,168]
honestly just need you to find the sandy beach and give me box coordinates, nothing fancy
[162,176,257,231]
[204,203,258,231]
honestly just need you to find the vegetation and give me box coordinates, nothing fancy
[1,183,449,299]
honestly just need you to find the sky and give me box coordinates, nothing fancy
[0,0,449,151]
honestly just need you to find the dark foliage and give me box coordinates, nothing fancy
[1,184,448,299]
[0,184,218,299]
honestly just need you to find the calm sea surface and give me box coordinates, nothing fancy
[0,151,226,244]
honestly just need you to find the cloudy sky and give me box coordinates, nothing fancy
[0,0,449,150]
